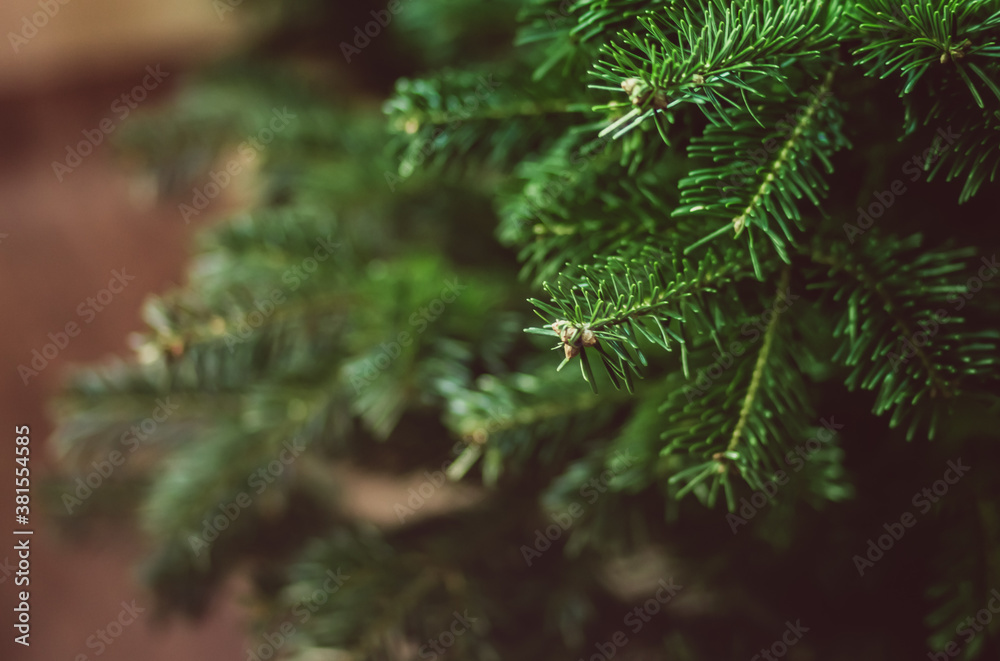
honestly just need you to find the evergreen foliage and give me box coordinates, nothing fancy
[50,1,1000,659]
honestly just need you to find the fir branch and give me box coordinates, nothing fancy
[384,67,593,178]
[850,0,1000,106]
[675,68,849,263]
[357,567,443,657]
[731,69,838,237]
[809,247,954,399]
[726,266,790,455]
[440,369,626,483]
[807,235,1000,440]
[590,0,844,135]
[392,98,586,128]
[528,252,751,391]
[918,105,1000,203]
[658,296,815,506]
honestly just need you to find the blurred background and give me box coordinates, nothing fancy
[0,1,247,658]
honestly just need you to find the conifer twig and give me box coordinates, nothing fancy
[725,265,791,455]
[808,250,954,398]
[731,67,837,236]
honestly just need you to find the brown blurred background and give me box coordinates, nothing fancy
[0,1,251,659]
